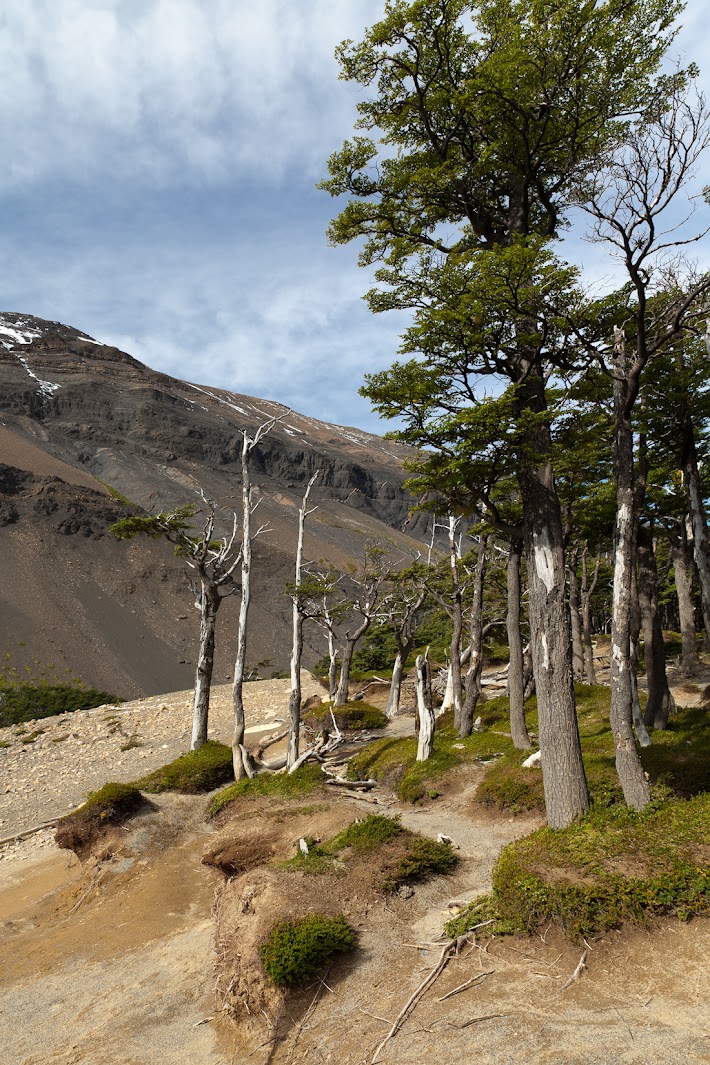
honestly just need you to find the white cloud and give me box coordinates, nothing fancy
[0,0,385,189]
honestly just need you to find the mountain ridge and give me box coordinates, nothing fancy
[0,312,428,698]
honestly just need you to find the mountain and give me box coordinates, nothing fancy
[0,312,428,699]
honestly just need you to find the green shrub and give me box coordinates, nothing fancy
[447,793,710,939]
[382,837,459,891]
[55,781,145,856]
[206,763,324,818]
[260,913,357,986]
[306,700,388,731]
[137,741,234,794]
[0,684,121,727]
[327,814,402,853]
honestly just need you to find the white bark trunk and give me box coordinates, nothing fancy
[415,655,435,762]
[287,474,318,769]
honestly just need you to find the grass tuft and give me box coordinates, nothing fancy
[305,700,388,731]
[206,763,324,819]
[55,781,145,857]
[136,740,234,794]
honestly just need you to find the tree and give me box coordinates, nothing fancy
[111,502,240,750]
[322,0,696,825]
[232,417,284,779]
[581,79,710,806]
[287,474,319,770]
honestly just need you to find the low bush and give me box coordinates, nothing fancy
[136,741,234,794]
[260,913,357,987]
[446,792,710,939]
[206,763,324,819]
[305,700,388,731]
[55,781,145,857]
[0,684,121,727]
[281,813,458,891]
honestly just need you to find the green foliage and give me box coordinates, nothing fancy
[206,764,324,818]
[448,793,710,939]
[96,479,134,507]
[281,813,458,891]
[347,700,511,802]
[0,684,121,727]
[136,741,234,794]
[259,913,357,987]
[382,837,459,892]
[55,782,145,856]
[327,813,402,854]
[305,700,388,731]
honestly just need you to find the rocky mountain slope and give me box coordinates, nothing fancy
[0,312,428,698]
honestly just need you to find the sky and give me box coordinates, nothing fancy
[1,1,709,435]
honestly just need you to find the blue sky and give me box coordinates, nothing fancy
[1,1,708,434]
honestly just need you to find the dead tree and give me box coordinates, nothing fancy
[415,655,435,761]
[580,546,601,684]
[333,547,390,706]
[287,473,319,770]
[232,415,285,780]
[111,500,240,750]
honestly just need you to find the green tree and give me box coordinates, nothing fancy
[322,0,687,827]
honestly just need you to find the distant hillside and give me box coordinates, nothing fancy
[0,312,429,698]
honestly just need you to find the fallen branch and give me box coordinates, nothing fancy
[371,933,472,1063]
[253,727,289,760]
[325,777,377,790]
[450,1013,507,1029]
[437,970,494,1001]
[559,949,588,993]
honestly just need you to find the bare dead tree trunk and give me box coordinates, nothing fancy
[415,655,435,762]
[387,589,425,719]
[638,524,676,730]
[231,417,283,779]
[609,328,652,807]
[506,538,531,750]
[674,525,700,674]
[191,580,220,750]
[567,546,585,680]
[581,547,600,685]
[461,534,488,737]
[287,474,318,770]
[387,650,406,718]
[327,629,338,701]
[447,515,464,731]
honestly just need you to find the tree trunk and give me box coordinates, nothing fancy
[506,538,531,750]
[516,368,589,828]
[415,656,435,761]
[460,533,488,737]
[581,547,600,685]
[287,474,318,769]
[335,617,371,706]
[567,546,585,680]
[608,330,652,808]
[191,579,220,750]
[232,434,253,780]
[629,568,651,747]
[327,630,338,701]
[683,427,710,643]
[387,651,405,719]
[674,526,700,674]
[447,516,464,730]
[637,524,675,730]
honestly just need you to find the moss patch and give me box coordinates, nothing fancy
[206,763,324,819]
[305,700,388,731]
[136,740,234,794]
[281,813,458,891]
[446,793,710,939]
[55,782,145,857]
[260,913,357,987]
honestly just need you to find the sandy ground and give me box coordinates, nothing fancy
[1,675,708,1065]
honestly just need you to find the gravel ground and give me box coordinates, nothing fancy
[0,673,325,845]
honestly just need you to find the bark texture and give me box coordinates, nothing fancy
[191,580,220,749]
[673,528,700,674]
[415,656,435,762]
[460,534,488,737]
[637,524,675,730]
[506,539,531,750]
